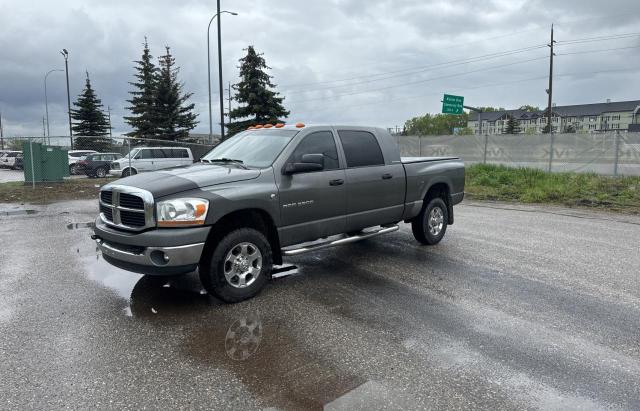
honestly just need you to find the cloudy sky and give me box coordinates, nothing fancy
[1,0,639,137]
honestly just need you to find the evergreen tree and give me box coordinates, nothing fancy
[227,46,289,136]
[124,37,158,139]
[153,46,198,140]
[70,72,111,150]
[504,115,521,134]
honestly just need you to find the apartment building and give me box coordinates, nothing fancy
[467,100,640,134]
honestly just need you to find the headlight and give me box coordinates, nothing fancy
[156,198,209,227]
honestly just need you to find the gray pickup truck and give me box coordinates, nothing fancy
[93,125,464,302]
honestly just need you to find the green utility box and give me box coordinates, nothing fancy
[23,142,69,183]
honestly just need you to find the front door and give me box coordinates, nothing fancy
[276,130,347,247]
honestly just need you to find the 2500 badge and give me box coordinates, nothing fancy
[282,200,314,208]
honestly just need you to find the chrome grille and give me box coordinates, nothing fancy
[119,193,144,210]
[100,191,112,205]
[99,185,154,231]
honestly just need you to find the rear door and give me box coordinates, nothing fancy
[337,129,405,231]
[276,130,347,246]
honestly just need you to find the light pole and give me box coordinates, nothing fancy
[44,69,63,142]
[207,8,237,142]
[60,49,73,149]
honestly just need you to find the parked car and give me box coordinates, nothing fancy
[68,150,98,174]
[0,151,22,169]
[94,124,465,303]
[109,147,193,177]
[78,153,123,178]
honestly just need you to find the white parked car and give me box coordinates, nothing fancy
[109,147,193,177]
[0,151,22,169]
[68,150,98,174]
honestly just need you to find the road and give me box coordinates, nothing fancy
[1,200,639,410]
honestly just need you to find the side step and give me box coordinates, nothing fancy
[282,225,399,256]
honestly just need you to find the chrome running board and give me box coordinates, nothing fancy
[282,225,399,256]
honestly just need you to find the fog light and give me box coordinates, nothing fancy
[150,250,169,266]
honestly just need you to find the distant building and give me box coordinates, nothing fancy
[467,100,640,134]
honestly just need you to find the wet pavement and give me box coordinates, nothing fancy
[1,200,639,410]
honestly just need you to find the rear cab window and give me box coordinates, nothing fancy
[337,130,385,168]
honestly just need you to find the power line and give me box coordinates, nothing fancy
[282,44,548,91]
[293,67,639,113]
[285,45,550,94]
[557,32,640,45]
[290,55,550,104]
[556,45,640,56]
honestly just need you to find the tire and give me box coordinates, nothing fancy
[199,228,273,303]
[122,168,136,177]
[96,167,107,178]
[411,197,448,245]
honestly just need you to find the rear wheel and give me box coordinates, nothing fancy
[96,167,107,178]
[411,197,448,245]
[199,228,273,303]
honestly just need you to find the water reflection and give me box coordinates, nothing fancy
[225,313,263,361]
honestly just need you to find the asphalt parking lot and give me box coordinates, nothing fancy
[0,168,24,183]
[1,200,639,410]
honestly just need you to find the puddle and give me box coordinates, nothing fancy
[75,238,377,409]
[0,209,38,216]
[66,222,95,230]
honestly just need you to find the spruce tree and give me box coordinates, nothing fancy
[227,46,289,136]
[153,46,198,140]
[124,37,158,139]
[70,72,111,150]
[504,115,521,134]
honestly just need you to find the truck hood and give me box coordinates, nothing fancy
[106,164,261,198]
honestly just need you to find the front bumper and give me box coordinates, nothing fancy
[93,217,211,276]
[108,169,122,177]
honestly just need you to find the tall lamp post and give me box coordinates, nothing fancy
[44,69,64,143]
[60,49,73,149]
[207,7,237,142]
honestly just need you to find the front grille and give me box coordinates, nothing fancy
[99,187,153,231]
[119,193,144,210]
[100,191,112,205]
[100,204,113,221]
[120,210,146,227]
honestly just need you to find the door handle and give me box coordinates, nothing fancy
[329,179,344,186]
[382,173,393,180]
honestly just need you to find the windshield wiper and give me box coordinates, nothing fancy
[205,158,248,169]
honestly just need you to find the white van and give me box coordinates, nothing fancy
[110,147,193,177]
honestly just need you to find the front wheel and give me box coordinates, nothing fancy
[121,168,136,177]
[95,167,107,178]
[411,197,448,245]
[199,228,273,303]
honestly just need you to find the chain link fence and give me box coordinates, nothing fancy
[396,132,640,176]
[0,136,217,205]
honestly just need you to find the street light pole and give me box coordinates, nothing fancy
[44,69,63,142]
[207,8,237,142]
[60,49,73,149]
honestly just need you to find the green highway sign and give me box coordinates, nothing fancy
[442,94,464,114]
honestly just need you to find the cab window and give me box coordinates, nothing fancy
[288,131,340,170]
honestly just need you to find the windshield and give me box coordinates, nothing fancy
[202,129,299,168]
[122,148,140,160]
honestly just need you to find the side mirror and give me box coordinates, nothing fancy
[283,153,324,175]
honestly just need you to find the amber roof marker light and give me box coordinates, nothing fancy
[295,122,305,128]
[264,124,273,128]
[275,123,285,128]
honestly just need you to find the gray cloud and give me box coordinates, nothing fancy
[0,0,639,137]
